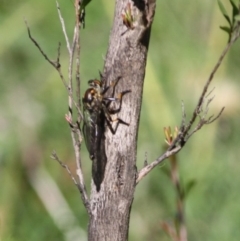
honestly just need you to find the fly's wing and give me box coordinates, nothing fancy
[91,109,106,192]
[82,88,95,159]
[83,105,105,161]
[83,109,95,160]
[82,89,106,191]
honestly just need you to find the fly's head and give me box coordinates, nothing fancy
[82,87,102,113]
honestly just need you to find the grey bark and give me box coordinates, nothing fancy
[88,1,156,240]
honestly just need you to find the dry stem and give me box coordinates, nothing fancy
[137,25,240,184]
[25,1,89,214]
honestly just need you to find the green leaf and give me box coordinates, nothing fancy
[230,0,239,22]
[218,0,228,15]
[184,179,197,198]
[81,0,92,9]
[79,0,93,15]
[230,0,239,10]
[218,0,232,25]
[234,14,240,21]
[220,25,231,33]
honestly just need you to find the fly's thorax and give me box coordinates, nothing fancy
[88,79,102,90]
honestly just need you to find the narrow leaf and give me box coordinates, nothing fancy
[234,14,240,22]
[230,0,239,22]
[230,0,239,11]
[184,179,197,198]
[218,0,232,25]
[220,25,231,33]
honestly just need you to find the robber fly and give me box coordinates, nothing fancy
[82,77,130,191]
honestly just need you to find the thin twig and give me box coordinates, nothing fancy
[207,107,225,124]
[25,19,60,68]
[51,151,91,214]
[169,154,188,241]
[65,1,86,200]
[51,151,80,188]
[55,1,83,120]
[180,101,186,128]
[25,18,83,117]
[25,19,68,88]
[182,33,240,138]
[136,145,181,183]
[55,0,84,191]
[137,26,240,184]
[55,0,85,213]
[56,1,71,54]
[25,6,87,211]
[144,152,148,167]
[75,26,81,110]
[161,221,179,241]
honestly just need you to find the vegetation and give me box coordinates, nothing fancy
[1,0,240,240]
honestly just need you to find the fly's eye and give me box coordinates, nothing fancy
[83,89,93,103]
[90,89,96,95]
[87,93,92,101]
[85,88,98,103]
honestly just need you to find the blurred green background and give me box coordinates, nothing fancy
[1,0,240,240]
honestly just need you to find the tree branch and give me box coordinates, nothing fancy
[137,24,240,184]
[51,151,90,214]
[56,1,71,55]
[25,1,88,213]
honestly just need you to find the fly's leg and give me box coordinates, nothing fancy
[106,90,131,114]
[103,89,131,134]
[105,115,130,134]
